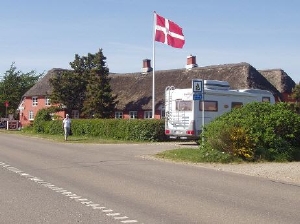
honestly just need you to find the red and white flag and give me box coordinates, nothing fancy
[154,13,185,48]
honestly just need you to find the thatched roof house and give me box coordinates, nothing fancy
[110,62,293,110]
[22,61,296,112]
[23,68,68,97]
[258,69,296,102]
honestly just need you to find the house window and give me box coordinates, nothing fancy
[71,110,79,119]
[115,111,123,119]
[129,111,137,119]
[32,97,38,106]
[45,97,51,106]
[199,101,218,111]
[144,111,152,119]
[29,111,34,120]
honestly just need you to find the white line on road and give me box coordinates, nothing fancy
[1,161,140,223]
[121,220,138,223]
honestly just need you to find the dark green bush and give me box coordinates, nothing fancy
[33,108,55,133]
[201,102,300,162]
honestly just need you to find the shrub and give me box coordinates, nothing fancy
[33,108,53,133]
[201,102,300,162]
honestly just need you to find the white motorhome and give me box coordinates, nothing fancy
[164,80,275,140]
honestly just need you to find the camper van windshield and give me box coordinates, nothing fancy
[176,100,192,111]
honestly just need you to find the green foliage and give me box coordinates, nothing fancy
[49,70,87,114]
[31,118,167,142]
[291,82,300,103]
[32,107,59,133]
[0,63,42,117]
[201,102,300,162]
[49,49,117,117]
[81,49,118,118]
[291,82,300,113]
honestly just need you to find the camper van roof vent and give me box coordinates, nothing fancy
[204,80,230,90]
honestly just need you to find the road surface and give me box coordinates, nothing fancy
[0,133,299,223]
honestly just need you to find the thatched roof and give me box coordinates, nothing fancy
[23,62,295,111]
[259,69,295,93]
[23,68,67,97]
[110,62,282,110]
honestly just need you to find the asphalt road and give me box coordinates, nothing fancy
[0,133,299,224]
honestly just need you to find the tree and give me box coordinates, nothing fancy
[49,49,117,117]
[82,49,117,118]
[291,82,300,113]
[292,82,300,103]
[0,63,42,117]
[49,70,87,114]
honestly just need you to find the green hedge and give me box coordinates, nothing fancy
[33,119,167,142]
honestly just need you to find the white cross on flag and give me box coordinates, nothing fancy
[155,13,185,48]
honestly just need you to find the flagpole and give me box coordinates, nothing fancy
[152,11,156,119]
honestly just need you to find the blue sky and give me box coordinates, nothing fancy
[1,0,299,82]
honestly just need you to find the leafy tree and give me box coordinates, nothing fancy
[291,82,300,113]
[49,70,87,114]
[82,49,117,118]
[0,63,42,117]
[292,82,300,102]
[50,49,117,118]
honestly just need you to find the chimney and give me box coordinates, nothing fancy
[141,59,153,74]
[185,55,198,70]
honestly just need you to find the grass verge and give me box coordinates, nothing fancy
[0,129,135,144]
[156,147,243,164]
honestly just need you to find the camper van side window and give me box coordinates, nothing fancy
[232,102,243,109]
[262,97,271,102]
[199,101,218,111]
[176,100,192,111]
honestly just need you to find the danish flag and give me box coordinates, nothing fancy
[154,13,185,49]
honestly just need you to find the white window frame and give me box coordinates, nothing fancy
[144,111,152,119]
[71,110,80,119]
[129,111,137,119]
[29,111,34,120]
[45,97,51,106]
[115,111,123,119]
[32,97,38,106]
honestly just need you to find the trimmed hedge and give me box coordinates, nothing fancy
[33,118,167,142]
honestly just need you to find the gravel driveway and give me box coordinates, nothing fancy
[193,162,300,185]
[149,142,300,186]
